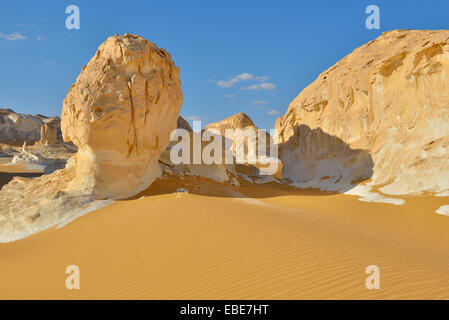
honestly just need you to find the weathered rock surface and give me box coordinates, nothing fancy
[39,119,59,145]
[205,112,255,133]
[0,34,182,242]
[0,108,60,146]
[205,112,272,160]
[159,116,238,184]
[10,142,74,174]
[61,33,183,199]
[276,30,449,195]
[205,112,281,180]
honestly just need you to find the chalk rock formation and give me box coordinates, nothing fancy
[0,108,60,146]
[61,33,183,199]
[205,112,255,133]
[205,113,266,159]
[11,142,70,174]
[39,119,59,145]
[0,34,182,242]
[276,30,449,195]
[159,117,238,184]
[205,112,281,178]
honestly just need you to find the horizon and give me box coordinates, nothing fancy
[2,0,449,130]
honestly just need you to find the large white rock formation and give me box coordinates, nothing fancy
[276,30,449,195]
[61,33,183,199]
[0,34,182,241]
[0,108,60,146]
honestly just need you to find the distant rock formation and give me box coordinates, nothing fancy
[205,112,270,158]
[61,33,183,199]
[0,108,60,146]
[276,30,449,195]
[0,34,182,242]
[205,112,255,133]
[11,139,72,174]
[39,119,59,145]
[205,112,281,178]
[159,116,238,185]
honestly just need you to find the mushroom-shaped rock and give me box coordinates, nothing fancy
[0,34,182,242]
[61,34,183,199]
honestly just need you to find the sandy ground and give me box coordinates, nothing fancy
[1,161,449,299]
[0,157,43,190]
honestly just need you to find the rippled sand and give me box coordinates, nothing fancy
[1,171,449,299]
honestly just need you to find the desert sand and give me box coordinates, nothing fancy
[1,159,449,299]
[1,30,449,300]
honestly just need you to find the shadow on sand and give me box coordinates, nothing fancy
[0,172,44,190]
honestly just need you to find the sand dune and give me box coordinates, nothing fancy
[1,31,449,300]
[1,173,449,299]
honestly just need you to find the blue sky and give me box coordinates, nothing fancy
[1,0,449,129]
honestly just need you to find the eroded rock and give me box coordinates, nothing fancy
[0,34,182,242]
[39,119,59,145]
[0,108,60,146]
[276,30,449,195]
[61,33,183,199]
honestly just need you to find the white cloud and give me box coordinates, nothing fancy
[252,100,269,104]
[184,115,201,121]
[241,83,276,91]
[217,73,270,88]
[224,94,235,98]
[254,76,269,82]
[217,73,252,88]
[267,109,281,115]
[45,61,55,66]
[0,32,26,41]
[36,36,46,41]
[18,24,27,28]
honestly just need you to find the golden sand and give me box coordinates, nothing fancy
[1,170,449,299]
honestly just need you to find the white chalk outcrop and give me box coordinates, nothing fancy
[205,112,282,180]
[61,33,183,199]
[276,30,449,196]
[10,142,70,173]
[39,119,59,146]
[205,112,267,160]
[0,34,182,242]
[0,108,61,146]
[159,117,238,185]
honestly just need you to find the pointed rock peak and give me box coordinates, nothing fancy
[205,112,255,132]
